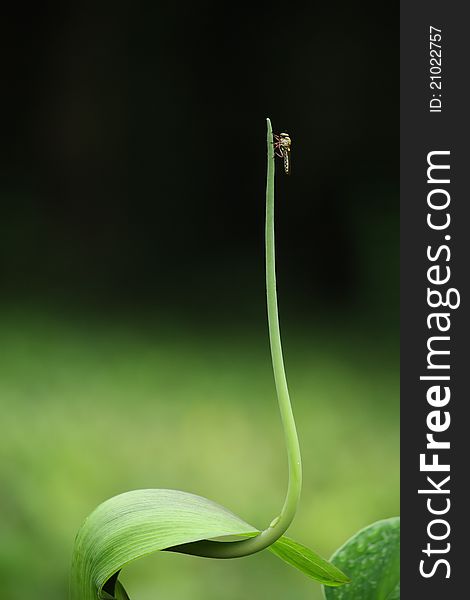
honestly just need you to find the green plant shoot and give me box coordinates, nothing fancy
[69,119,349,599]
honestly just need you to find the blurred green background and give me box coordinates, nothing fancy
[1,3,397,599]
[0,310,398,600]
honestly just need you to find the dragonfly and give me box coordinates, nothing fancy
[273,132,292,175]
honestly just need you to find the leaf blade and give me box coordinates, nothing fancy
[269,536,351,587]
[71,489,257,600]
[323,517,400,600]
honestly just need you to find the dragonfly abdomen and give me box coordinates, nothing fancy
[283,149,291,175]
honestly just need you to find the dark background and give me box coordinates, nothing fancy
[1,3,398,326]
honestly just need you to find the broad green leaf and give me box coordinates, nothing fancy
[324,517,400,600]
[71,488,348,599]
[71,489,257,600]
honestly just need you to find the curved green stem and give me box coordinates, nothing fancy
[170,118,302,559]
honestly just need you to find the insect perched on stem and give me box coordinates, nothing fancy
[274,132,292,175]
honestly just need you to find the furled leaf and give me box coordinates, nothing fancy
[71,488,348,599]
[323,517,400,600]
[71,489,256,600]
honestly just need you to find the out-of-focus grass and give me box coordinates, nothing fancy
[0,310,398,600]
